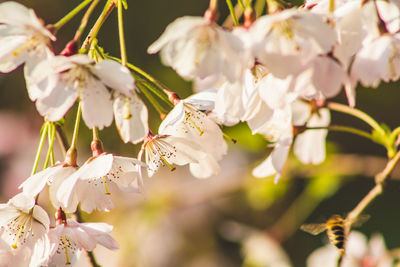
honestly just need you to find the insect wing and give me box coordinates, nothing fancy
[351,214,370,228]
[300,223,327,235]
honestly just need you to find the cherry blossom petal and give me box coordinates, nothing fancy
[113,93,149,144]
[81,78,114,130]
[93,59,134,95]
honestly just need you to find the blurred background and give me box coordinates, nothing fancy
[1,0,400,266]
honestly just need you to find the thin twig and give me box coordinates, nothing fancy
[345,150,400,233]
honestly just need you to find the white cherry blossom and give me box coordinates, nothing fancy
[113,92,149,144]
[57,153,146,213]
[0,193,49,250]
[251,9,336,78]
[0,1,55,74]
[0,193,52,267]
[148,16,245,82]
[292,55,346,100]
[48,219,118,266]
[351,34,400,88]
[139,133,208,177]
[159,95,228,178]
[30,55,134,129]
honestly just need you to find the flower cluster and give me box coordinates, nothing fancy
[1,0,400,265]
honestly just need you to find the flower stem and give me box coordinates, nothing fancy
[54,0,94,29]
[226,0,239,25]
[93,127,99,141]
[117,0,127,66]
[327,102,386,137]
[238,0,246,10]
[81,0,116,52]
[31,122,49,176]
[73,0,101,42]
[254,0,265,16]
[43,123,56,169]
[136,83,167,116]
[105,55,173,108]
[306,125,376,143]
[70,103,82,151]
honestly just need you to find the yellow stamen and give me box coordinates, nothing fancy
[102,176,111,195]
[12,224,24,249]
[64,238,71,265]
[187,115,204,136]
[159,153,176,171]
[12,42,30,57]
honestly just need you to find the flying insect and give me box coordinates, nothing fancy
[300,214,369,254]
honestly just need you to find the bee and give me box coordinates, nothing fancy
[300,214,369,254]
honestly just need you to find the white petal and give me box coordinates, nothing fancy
[78,154,114,179]
[19,165,63,198]
[158,101,186,134]
[93,60,134,95]
[147,16,206,54]
[35,81,78,121]
[0,2,34,26]
[0,35,28,73]
[184,88,217,111]
[79,222,119,250]
[81,78,114,130]
[56,174,80,213]
[189,154,220,178]
[32,204,50,229]
[8,193,35,211]
[113,94,148,144]
[294,108,330,164]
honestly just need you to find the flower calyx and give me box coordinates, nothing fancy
[91,139,104,157]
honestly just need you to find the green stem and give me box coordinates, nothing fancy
[93,127,99,141]
[327,102,386,137]
[306,125,375,143]
[136,83,166,115]
[81,0,116,52]
[73,0,100,41]
[43,123,56,169]
[31,122,49,176]
[226,0,239,25]
[54,0,94,29]
[105,55,173,107]
[117,0,127,66]
[254,0,265,16]
[70,103,82,151]
[238,0,246,10]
